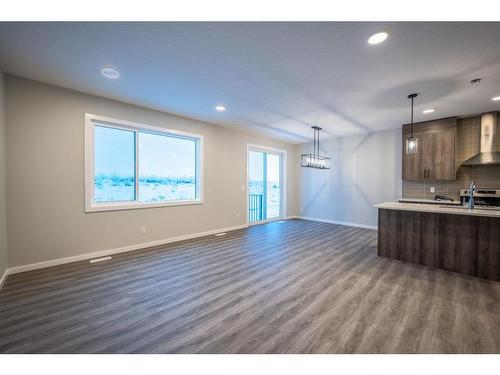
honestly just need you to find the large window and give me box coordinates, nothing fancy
[85,114,203,212]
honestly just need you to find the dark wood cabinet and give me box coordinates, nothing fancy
[402,117,457,181]
[431,130,456,179]
[378,208,500,281]
[420,132,434,180]
[403,143,421,180]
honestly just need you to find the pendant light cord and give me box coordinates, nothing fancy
[310,125,322,158]
[312,127,316,157]
[315,128,318,157]
[313,128,315,157]
[410,95,414,138]
[408,93,418,138]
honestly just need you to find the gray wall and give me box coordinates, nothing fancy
[296,129,402,228]
[5,75,297,267]
[0,71,7,279]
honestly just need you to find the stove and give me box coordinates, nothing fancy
[459,188,500,207]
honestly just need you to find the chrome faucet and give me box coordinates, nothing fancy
[468,181,476,209]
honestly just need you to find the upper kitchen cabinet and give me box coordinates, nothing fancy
[402,117,457,181]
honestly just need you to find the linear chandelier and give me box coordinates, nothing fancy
[301,126,331,169]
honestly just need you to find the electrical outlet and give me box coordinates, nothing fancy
[141,226,147,234]
[300,207,304,212]
[236,213,240,219]
[430,187,435,193]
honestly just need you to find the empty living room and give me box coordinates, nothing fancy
[1,1,500,374]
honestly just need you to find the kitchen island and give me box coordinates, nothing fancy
[375,202,500,281]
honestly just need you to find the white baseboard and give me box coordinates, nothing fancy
[296,216,378,230]
[247,216,298,226]
[0,269,8,289]
[6,223,249,277]
[2,216,350,285]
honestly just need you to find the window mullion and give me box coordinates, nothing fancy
[135,130,139,202]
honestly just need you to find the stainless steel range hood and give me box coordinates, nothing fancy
[462,112,500,166]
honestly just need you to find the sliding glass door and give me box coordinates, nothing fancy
[248,145,284,224]
[266,153,281,219]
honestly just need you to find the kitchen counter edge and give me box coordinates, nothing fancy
[375,201,500,218]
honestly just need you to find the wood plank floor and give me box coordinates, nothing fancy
[1,219,500,353]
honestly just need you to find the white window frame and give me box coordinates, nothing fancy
[85,113,204,212]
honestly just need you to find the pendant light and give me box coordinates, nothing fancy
[406,93,419,154]
[301,126,331,169]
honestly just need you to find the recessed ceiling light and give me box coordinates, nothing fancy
[215,105,226,112]
[368,31,388,45]
[492,96,500,101]
[101,67,119,79]
[423,109,436,114]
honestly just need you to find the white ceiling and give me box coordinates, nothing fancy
[1,22,500,143]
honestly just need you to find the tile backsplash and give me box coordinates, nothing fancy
[402,115,500,201]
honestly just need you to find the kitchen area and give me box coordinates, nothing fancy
[376,109,500,281]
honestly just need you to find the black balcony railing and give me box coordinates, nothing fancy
[248,194,264,222]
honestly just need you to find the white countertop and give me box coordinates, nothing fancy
[375,201,500,218]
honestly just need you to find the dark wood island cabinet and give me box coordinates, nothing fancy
[376,203,500,281]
